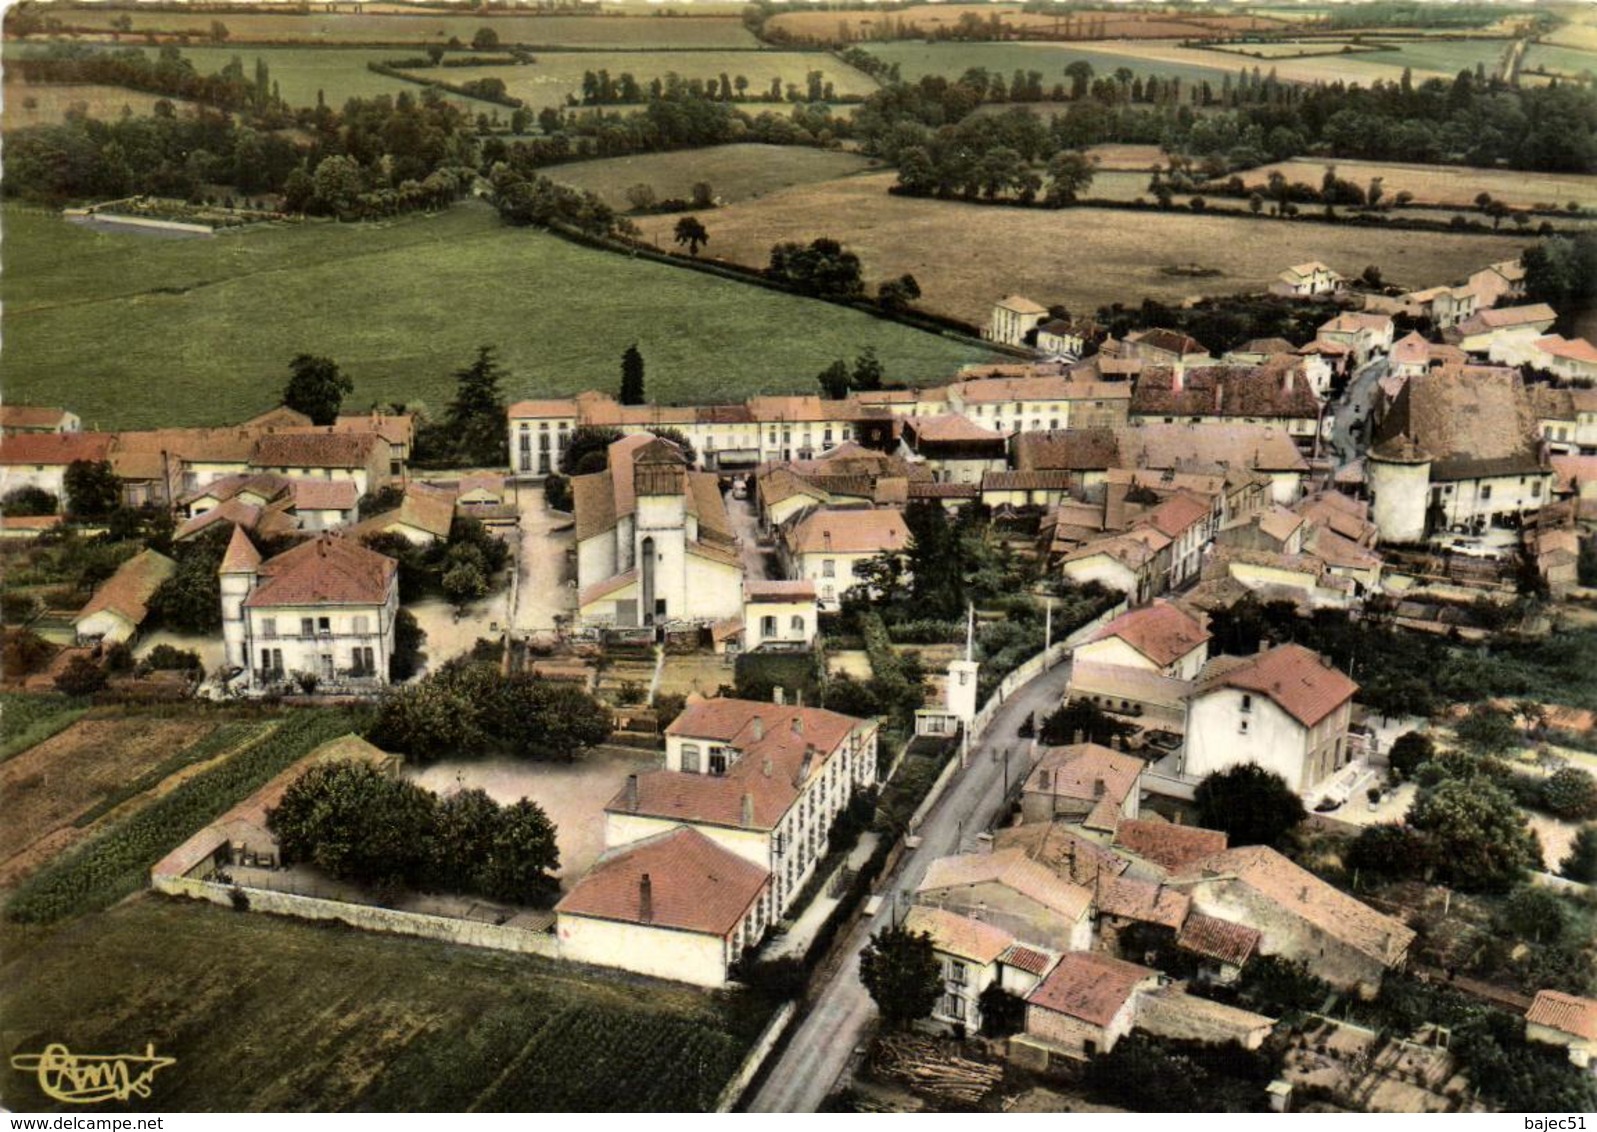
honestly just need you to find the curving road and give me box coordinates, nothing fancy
[746,658,1076,1113]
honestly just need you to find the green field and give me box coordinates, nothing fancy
[861,40,1240,90]
[31,10,759,49]
[0,897,766,1111]
[2,43,485,112]
[1525,42,1597,79]
[1,202,995,430]
[414,49,878,111]
[0,693,89,763]
[547,143,879,209]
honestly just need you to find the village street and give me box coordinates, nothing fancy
[747,658,1075,1113]
[1329,355,1389,468]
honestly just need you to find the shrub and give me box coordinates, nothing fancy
[145,643,202,671]
[1387,730,1434,780]
[1,485,58,517]
[54,655,107,696]
[1540,767,1597,821]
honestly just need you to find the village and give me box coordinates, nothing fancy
[3,245,1597,1115]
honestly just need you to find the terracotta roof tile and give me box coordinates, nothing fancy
[744,580,816,602]
[1131,364,1322,421]
[1526,990,1597,1042]
[242,533,396,607]
[75,549,176,627]
[1194,642,1356,728]
[555,827,767,937]
[1012,428,1123,472]
[1177,911,1261,967]
[1120,422,1308,474]
[993,820,1131,887]
[251,431,381,470]
[999,944,1055,976]
[0,432,115,466]
[1176,845,1415,966]
[918,848,1093,922]
[1025,743,1142,809]
[1112,819,1227,871]
[904,413,1007,447]
[903,905,1015,965]
[220,526,262,574]
[787,507,909,556]
[0,405,74,430]
[1127,328,1208,358]
[290,478,359,512]
[1089,601,1209,669]
[1097,875,1190,929]
[1027,951,1156,1026]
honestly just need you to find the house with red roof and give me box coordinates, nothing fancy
[1018,743,1144,832]
[1525,989,1597,1070]
[555,826,773,988]
[74,549,176,645]
[0,431,116,510]
[778,505,911,610]
[915,848,1095,953]
[903,905,1058,1035]
[219,528,399,694]
[604,698,877,926]
[1023,951,1161,1059]
[1181,643,1358,794]
[0,405,80,436]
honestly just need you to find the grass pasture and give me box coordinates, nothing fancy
[632,171,1518,324]
[31,10,759,49]
[0,896,766,1111]
[0,694,89,764]
[0,81,199,129]
[1246,159,1597,211]
[1072,36,1510,87]
[1524,43,1597,80]
[861,40,1239,89]
[0,201,994,431]
[547,143,878,209]
[403,50,879,111]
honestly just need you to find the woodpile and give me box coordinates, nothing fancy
[871,1034,1004,1105]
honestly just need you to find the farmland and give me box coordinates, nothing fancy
[0,896,767,1111]
[402,50,879,111]
[547,143,879,210]
[632,172,1520,325]
[860,40,1239,89]
[763,3,1286,45]
[0,693,88,764]
[0,81,198,129]
[1061,35,1511,87]
[28,9,759,49]
[1243,159,1597,212]
[0,201,995,431]
[1524,42,1597,80]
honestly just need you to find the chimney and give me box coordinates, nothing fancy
[974,901,987,922]
[762,756,773,778]
[1214,382,1224,413]
[626,773,639,812]
[1094,777,1107,799]
[1040,769,1052,791]
[752,716,765,741]
[1298,885,1309,902]
[823,530,832,551]
[791,715,803,736]
[1283,365,1295,393]
[773,686,785,706]
[741,791,755,828]
[795,744,816,787]
[1171,367,1183,394]
[638,873,653,923]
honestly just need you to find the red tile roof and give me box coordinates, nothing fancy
[1027,951,1156,1026]
[0,432,115,466]
[251,431,381,470]
[1131,365,1322,420]
[242,534,396,608]
[1025,743,1142,810]
[220,525,263,574]
[1177,911,1261,968]
[993,820,1131,887]
[1194,642,1356,728]
[999,944,1055,977]
[611,700,866,831]
[919,848,1093,922]
[787,507,909,556]
[75,549,175,627]
[1089,600,1209,669]
[1111,819,1227,872]
[1526,990,1597,1042]
[291,478,360,511]
[904,905,1015,965]
[555,827,768,937]
[1096,875,1190,929]
[744,580,816,602]
[0,405,74,430]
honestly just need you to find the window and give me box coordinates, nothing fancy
[262,618,277,640]
[681,744,701,773]
[822,560,835,578]
[709,748,728,776]
[790,615,805,634]
[1239,719,1251,736]
[320,654,334,679]
[318,616,331,635]
[940,994,965,1021]
[948,960,968,986]
[353,615,369,635]
[1532,480,1543,498]
[761,615,777,639]
[300,617,314,638]
[1240,693,1253,713]
[1480,484,1492,501]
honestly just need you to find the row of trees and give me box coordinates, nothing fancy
[267,759,561,905]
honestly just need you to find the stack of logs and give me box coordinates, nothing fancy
[871,1034,1005,1105]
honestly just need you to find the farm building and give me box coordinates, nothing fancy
[0,405,80,435]
[900,414,1008,485]
[1270,261,1343,299]
[1022,951,1160,1060]
[74,548,176,646]
[1017,743,1143,831]
[1075,600,1210,679]
[1525,990,1597,1070]
[903,905,1056,1036]
[0,432,115,510]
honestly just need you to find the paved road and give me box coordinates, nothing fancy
[1329,356,1388,468]
[746,659,1075,1113]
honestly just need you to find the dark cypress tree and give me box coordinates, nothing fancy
[619,343,646,406]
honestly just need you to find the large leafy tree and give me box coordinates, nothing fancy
[281,353,353,425]
[147,523,232,634]
[1408,776,1541,893]
[673,215,709,256]
[559,426,625,476]
[1560,824,1597,883]
[444,345,510,467]
[859,925,942,1029]
[765,238,864,300]
[63,459,121,519]
[1193,763,1306,848]
[478,798,561,905]
[268,760,438,888]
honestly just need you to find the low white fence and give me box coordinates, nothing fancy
[715,1000,797,1113]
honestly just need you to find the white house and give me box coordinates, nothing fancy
[1316,312,1394,366]
[779,506,910,610]
[915,849,1094,954]
[1446,303,1557,355]
[1075,600,1209,680]
[555,826,771,988]
[1181,643,1358,795]
[604,699,878,920]
[0,405,81,435]
[742,580,818,652]
[220,528,400,693]
[573,435,743,629]
[903,905,1056,1035]
[1525,990,1597,1070]
[985,295,1050,348]
[0,432,115,510]
[1270,261,1342,298]
[74,549,176,645]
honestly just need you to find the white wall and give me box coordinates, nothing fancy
[1184,688,1313,792]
